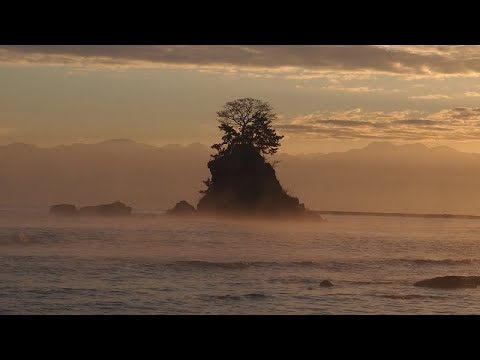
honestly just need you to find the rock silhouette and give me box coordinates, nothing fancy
[50,201,132,216]
[49,204,77,216]
[167,200,196,216]
[320,280,334,287]
[414,276,480,289]
[77,201,132,216]
[194,98,323,219]
[197,144,310,217]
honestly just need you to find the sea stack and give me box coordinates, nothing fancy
[197,143,307,217]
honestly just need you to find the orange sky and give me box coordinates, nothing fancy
[3,45,480,154]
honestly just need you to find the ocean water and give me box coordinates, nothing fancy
[1,208,480,314]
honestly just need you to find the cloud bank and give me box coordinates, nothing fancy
[1,45,480,77]
[279,107,480,141]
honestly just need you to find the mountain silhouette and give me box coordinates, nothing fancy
[2,139,480,214]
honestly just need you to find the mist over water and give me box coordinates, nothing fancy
[1,208,480,314]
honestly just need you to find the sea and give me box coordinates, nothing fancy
[1,206,480,314]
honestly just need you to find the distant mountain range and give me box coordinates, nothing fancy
[2,139,480,214]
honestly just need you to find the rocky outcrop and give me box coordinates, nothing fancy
[166,200,196,216]
[320,280,334,287]
[414,276,480,289]
[49,204,77,216]
[197,144,318,219]
[77,201,132,217]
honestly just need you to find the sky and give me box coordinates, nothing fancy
[2,45,480,154]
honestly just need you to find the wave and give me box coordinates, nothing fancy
[377,294,447,300]
[173,260,260,269]
[204,293,271,301]
[0,233,44,245]
[270,276,321,284]
[172,260,330,269]
[173,259,395,270]
[172,258,478,271]
[344,280,396,285]
[398,258,477,266]
[270,278,396,286]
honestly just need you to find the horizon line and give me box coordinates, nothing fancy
[0,138,471,156]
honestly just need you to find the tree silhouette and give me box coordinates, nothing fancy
[197,97,313,218]
[211,98,284,158]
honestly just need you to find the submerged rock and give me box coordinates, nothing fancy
[414,276,480,289]
[320,280,334,287]
[49,204,77,216]
[77,201,132,217]
[167,200,196,216]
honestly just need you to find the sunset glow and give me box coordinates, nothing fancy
[3,45,480,153]
[2,45,480,315]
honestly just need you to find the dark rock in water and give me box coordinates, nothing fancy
[197,144,313,218]
[77,201,132,217]
[320,280,334,287]
[414,276,480,289]
[167,200,196,216]
[49,204,77,216]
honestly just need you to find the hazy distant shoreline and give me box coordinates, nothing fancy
[315,210,480,220]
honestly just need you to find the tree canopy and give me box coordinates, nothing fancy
[212,98,284,157]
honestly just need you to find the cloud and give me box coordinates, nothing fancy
[295,83,384,92]
[465,91,480,97]
[392,119,438,126]
[322,85,384,93]
[428,107,480,121]
[409,94,452,100]
[318,120,373,127]
[2,45,480,78]
[278,107,480,141]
